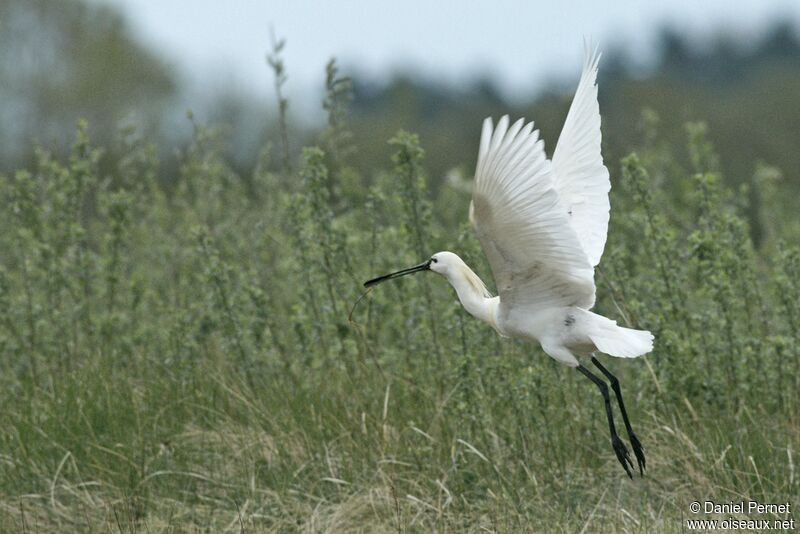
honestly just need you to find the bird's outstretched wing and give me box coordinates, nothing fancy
[551,43,611,267]
[470,116,596,312]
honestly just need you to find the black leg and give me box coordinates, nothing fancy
[576,364,634,478]
[591,356,646,476]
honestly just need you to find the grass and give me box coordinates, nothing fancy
[0,82,798,531]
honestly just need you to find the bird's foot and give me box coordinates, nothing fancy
[628,432,646,476]
[611,435,634,479]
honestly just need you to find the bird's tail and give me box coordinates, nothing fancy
[585,311,654,358]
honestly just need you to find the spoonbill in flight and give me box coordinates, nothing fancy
[364,44,654,478]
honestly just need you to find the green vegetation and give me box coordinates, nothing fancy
[1,2,799,529]
[1,63,798,529]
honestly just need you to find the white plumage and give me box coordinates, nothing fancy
[552,45,611,267]
[465,44,652,367]
[365,43,653,477]
[366,43,654,367]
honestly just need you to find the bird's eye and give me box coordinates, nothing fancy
[431,257,438,263]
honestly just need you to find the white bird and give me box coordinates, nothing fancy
[364,44,653,478]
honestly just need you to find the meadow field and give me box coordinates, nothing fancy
[0,67,798,531]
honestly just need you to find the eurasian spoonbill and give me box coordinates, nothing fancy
[364,44,653,478]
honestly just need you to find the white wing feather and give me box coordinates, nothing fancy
[551,42,611,267]
[470,116,596,312]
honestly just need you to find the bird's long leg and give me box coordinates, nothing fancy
[576,364,634,478]
[591,356,646,476]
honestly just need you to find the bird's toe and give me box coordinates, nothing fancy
[611,436,634,479]
[629,432,646,476]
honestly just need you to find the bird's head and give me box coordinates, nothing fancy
[363,251,459,287]
[428,251,461,275]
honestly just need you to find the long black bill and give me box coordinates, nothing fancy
[364,260,431,288]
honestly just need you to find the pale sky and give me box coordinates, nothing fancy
[102,0,800,114]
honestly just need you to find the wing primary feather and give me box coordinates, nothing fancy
[494,122,538,190]
[476,117,494,181]
[484,116,511,186]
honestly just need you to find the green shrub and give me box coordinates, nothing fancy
[0,97,797,531]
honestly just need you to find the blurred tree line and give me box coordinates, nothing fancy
[345,23,800,243]
[0,0,175,166]
[2,0,799,240]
